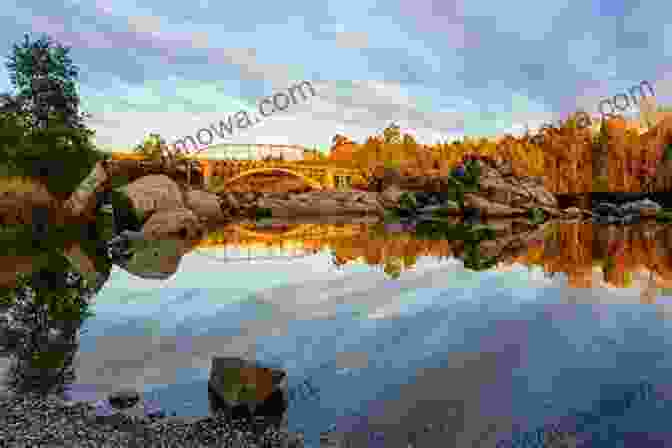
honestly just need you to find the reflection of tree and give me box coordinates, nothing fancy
[383,256,403,279]
[0,259,95,397]
[329,249,348,270]
[461,242,498,271]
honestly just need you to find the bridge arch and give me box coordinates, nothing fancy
[213,167,326,192]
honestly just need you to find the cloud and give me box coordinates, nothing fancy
[333,31,370,49]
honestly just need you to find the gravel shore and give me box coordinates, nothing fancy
[0,392,304,447]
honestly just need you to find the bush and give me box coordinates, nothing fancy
[397,192,417,213]
[656,208,672,223]
[528,207,546,224]
[207,176,226,192]
[593,175,609,192]
[255,207,272,219]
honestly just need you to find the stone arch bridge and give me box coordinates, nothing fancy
[202,160,360,192]
[185,143,358,191]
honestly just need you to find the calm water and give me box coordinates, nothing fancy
[4,219,672,447]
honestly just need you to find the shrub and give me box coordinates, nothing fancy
[255,207,272,219]
[207,175,227,192]
[656,208,672,223]
[528,207,546,224]
[397,192,417,214]
[593,175,609,192]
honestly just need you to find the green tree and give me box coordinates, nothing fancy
[133,132,165,160]
[1,33,102,197]
[5,33,82,131]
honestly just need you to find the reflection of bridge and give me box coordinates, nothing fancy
[196,224,364,248]
[191,246,318,263]
[186,143,359,190]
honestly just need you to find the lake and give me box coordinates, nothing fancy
[3,218,672,447]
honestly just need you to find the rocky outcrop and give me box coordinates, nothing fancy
[255,190,384,217]
[184,189,228,222]
[377,159,574,219]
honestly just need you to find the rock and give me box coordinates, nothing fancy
[116,238,192,280]
[221,192,239,210]
[592,199,662,221]
[378,186,404,208]
[633,199,662,216]
[184,189,226,222]
[522,182,558,208]
[496,160,513,176]
[208,357,288,427]
[463,206,482,225]
[593,215,609,224]
[141,208,203,240]
[243,192,256,204]
[416,204,454,215]
[463,194,526,216]
[108,389,141,410]
[117,175,185,223]
[563,207,583,217]
[61,243,99,288]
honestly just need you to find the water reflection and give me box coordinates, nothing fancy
[4,217,672,445]
[196,220,672,297]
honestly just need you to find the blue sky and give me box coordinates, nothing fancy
[1,0,671,154]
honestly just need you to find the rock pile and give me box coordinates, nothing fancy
[591,198,662,224]
[377,159,583,219]
[253,190,384,217]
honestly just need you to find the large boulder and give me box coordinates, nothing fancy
[141,208,204,240]
[117,175,185,223]
[208,356,288,427]
[184,189,227,222]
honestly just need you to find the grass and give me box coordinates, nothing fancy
[0,175,51,197]
[656,208,672,223]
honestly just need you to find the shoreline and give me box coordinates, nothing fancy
[0,390,304,447]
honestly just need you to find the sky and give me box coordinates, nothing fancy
[1,0,672,155]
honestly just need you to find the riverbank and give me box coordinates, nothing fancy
[0,391,304,447]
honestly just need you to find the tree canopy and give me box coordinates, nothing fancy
[1,33,102,197]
